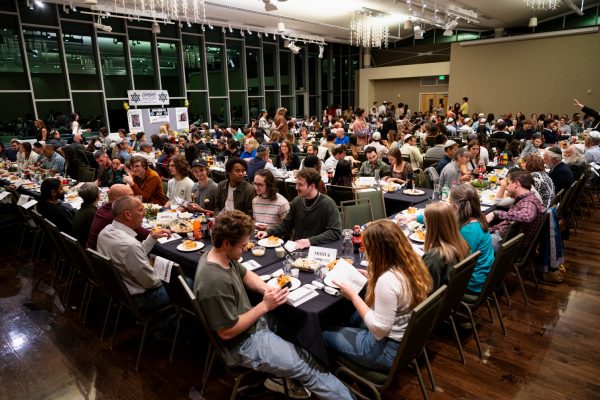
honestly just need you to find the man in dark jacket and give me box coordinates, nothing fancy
[544,147,575,194]
[209,157,255,216]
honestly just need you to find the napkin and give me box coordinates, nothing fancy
[242,260,261,271]
[157,233,182,244]
[287,286,319,307]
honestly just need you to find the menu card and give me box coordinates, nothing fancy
[326,258,367,294]
[307,246,337,264]
[154,256,173,283]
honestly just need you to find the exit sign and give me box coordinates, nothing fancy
[439,75,446,80]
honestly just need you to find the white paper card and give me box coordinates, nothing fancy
[0,191,10,201]
[499,168,509,179]
[17,194,30,206]
[360,260,369,267]
[242,260,261,271]
[270,269,284,278]
[157,233,182,244]
[154,256,173,283]
[21,199,37,210]
[357,177,376,186]
[307,246,337,264]
[284,240,297,253]
[287,286,319,307]
[326,258,367,294]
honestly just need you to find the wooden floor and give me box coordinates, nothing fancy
[0,208,599,400]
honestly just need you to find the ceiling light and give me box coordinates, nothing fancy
[318,44,324,59]
[277,21,286,33]
[404,19,413,30]
[287,40,300,54]
[528,17,538,27]
[248,28,251,35]
[94,22,112,32]
[84,0,97,4]
[447,19,459,30]
[201,25,205,31]
[413,24,421,33]
[228,25,232,33]
[152,22,161,34]
[208,22,213,29]
[35,0,43,7]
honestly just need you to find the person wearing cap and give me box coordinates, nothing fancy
[439,147,471,189]
[369,131,389,159]
[445,117,457,135]
[543,147,574,194]
[435,140,458,174]
[378,101,387,117]
[459,117,474,138]
[122,155,167,206]
[358,146,391,178]
[584,130,600,164]
[400,134,423,171]
[185,158,217,215]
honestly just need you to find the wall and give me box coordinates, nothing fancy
[448,30,600,117]
[371,77,449,112]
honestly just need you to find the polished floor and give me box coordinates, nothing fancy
[0,208,599,400]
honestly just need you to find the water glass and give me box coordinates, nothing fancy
[282,260,293,277]
[314,265,327,283]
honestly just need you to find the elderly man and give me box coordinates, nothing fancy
[246,145,281,182]
[401,134,424,172]
[87,183,149,250]
[584,130,600,163]
[72,183,100,246]
[123,155,167,205]
[39,144,66,174]
[435,140,458,174]
[358,146,391,178]
[333,128,349,146]
[257,168,341,249]
[439,147,471,188]
[97,196,171,312]
[543,147,574,194]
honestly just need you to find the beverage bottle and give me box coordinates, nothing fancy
[201,217,208,238]
[193,213,201,240]
[441,183,450,201]
[351,225,361,253]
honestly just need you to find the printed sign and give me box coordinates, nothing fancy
[127,90,170,106]
[307,246,337,265]
[127,109,144,133]
[175,107,189,130]
[149,108,169,124]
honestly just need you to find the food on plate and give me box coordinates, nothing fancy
[292,258,320,271]
[382,183,396,193]
[407,207,417,214]
[245,242,255,251]
[169,219,194,233]
[326,259,338,270]
[415,229,426,241]
[267,236,280,245]
[182,239,197,249]
[66,193,79,201]
[277,274,292,289]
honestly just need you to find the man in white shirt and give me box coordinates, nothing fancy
[369,131,389,159]
[96,195,171,312]
[323,145,347,172]
[400,134,424,171]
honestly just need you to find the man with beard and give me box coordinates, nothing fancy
[36,177,74,234]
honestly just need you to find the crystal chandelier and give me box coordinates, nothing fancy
[524,0,560,10]
[350,12,389,48]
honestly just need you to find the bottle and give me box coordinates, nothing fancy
[193,213,201,240]
[201,216,208,238]
[441,183,450,201]
[351,225,362,254]
[502,152,508,165]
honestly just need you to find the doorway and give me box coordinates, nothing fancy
[419,92,448,114]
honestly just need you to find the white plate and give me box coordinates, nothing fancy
[176,241,205,252]
[258,237,284,248]
[402,189,425,196]
[267,277,301,291]
[409,233,425,243]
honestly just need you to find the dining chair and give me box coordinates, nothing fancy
[355,188,386,220]
[340,198,373,229]
[327,184,355,206]
[276,179,291,201]
[434,251,480,364]
[211,169,227,183]
[86,248,175,371]
[460,234,524,349]
[334,285,448,400]
[178,275,290,400]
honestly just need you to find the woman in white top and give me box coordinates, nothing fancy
[323,219,433,371]
[16,142,39,168]
[164,154,194,209]
[70,113,81,135]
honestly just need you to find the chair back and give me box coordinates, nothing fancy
[401,154,411,163]
[501,221,519,241]
[488,138,507,152]
[423,157,438,169]
[86,248,137,310]
[549,188,564,208]
[436,251,480,324]
[286,181,298,199]
[555,181,577,218]
[355,189,386,220]
[40,217,69,255]
[162,264,195,314]
[211,169,227,183]
[156,162,170,178]
[327,184,355,206]
[340,198,373,229]
[60,232,100,284]
[276,179,291,201]
[513,211,549,267]
[382,285,447,391]
[423,166,439,189]
[357,152,367,163]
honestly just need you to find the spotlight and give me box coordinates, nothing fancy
[208,22,213,29]
[35,0,43,8]
[287,40,300,54]
[152,22,161,34]
[248,28,252,35]
[318,44,324,59]
[94,22,112,32]
[528,17,538,27]
[187,21,191,28]
[201,25,205,31]
[277,21,285,33]
[403,19,413,30]
[228,25,232,33]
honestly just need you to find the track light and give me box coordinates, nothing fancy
[208,21,213,29]
[318,44,324,59]
[228,25,232,33]
[286,40,300,54]
[404,19,413,30]
[528,17,538,27]
[248,28,252,35]
[94,21,112,32]
[201,25,205,31]
[240,29,245,36]
[35,0,44,8]
[443,29,453,36]
[152,21,161,34]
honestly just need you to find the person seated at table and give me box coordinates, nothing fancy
[383,147,412,185]
[563,144,587,177]
[252,169,290,229]
[115,138,132,162]
[36,178,74,234]
[519,133,543,158]
[369,131,389,160]
[94,150,114,187]
[4,139,20,161]
[16,142,39,169]
[358,146,391,178]
[543,147,574,195]
[435,140,458,174]
[156,143,178,167]
[0,142,6,159]
[275,140,300,171]
[400,134,424,172]
[421,202,470,290]
[184,158,217,215]
[465,140,488,173]
[111,156,126,185]
[257,168,341,249]
[131,131,146,152]
[423,133,447,160]
[217,138,241,163]
[38,144,66,175]
[518,154,555,207]
[122,155,167,206]
[164,155,194,209]
[334,127,349,146]
[584,130,600,163]
[299,143,319,169]
[331,159,353,187]
[246,145,281,182]
[194,210,352,399]
[322,219,432,372]
[448,184,495,295]
[72,183,100,246]
[240,138,259,161]
[132,142,157,166]
[302,155,328,194]
[97,196,171,313]
[439,147,471,189]
[47,130,67,149]
[323,145,348,173]
[209,157,255,216]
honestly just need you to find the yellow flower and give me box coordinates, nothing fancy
[184,99,189,107]
[123,102,129,110]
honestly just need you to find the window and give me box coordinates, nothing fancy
[246,48,262,96]
[24,29,68,99]
[72,93,105,130]
[62,24,101,90]
[227,40,244,91]
[210,98,227,125]
[280,51,292,95]
[229,91,246,126]
[265,91,279,117]
[295,52,305,91]
[263,44,277,90]
[248,98,262,121]
[183,35,206,90]
[98,35,130,98]
[206,45,225,96]
[0,93,34,135]
[0,16,28,90]
[129,30,158,90]
[158,40,184,97]
[188,92,208,125]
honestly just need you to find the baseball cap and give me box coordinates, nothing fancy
[444,140,457,148]
[191,158,208,168]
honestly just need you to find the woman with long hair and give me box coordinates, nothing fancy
[519,153,555,207]
[331,159,353,187]
[17,142,39,168]
[449,184,494,295]
[323,219,433,371]
[275,140,300,170]
[35,119,48,142]
[422,202,470,290]
[383,146,412,184]
[465,140,489,173]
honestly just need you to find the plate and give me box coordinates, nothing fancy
[267,277,301,291]
[176,241,204,252]
[409,232,426,243]
[400,207,419,215]
[258,237,284,248]
[170,219,194,233]
[402,188,425,196]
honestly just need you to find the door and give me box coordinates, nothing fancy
[419,93,448,114]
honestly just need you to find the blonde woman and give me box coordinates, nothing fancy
[323,219,433,371]
[240,138,259,161]
[422,202,470,290]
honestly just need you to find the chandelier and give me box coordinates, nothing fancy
[524,0,560,10]
[350,11,389,48]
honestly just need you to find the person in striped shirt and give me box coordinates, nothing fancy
[252,169,290,229]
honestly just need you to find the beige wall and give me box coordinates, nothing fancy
[372,77,449,112]
[448,30,600,117]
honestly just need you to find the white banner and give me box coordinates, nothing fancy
[127,109,144,133]
[149,108,169,124]
[127,90,170,106]
[175,107,189,130]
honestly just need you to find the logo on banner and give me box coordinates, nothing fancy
[128,90,170,106]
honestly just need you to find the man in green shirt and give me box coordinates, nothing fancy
[256,168,342,249]
[358,146,391,178]
[193,210,353,399]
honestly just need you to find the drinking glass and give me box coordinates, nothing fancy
[282,260,293,277]
[314,265,327,283]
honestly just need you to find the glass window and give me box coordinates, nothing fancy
[157,23,178,39]
[106,100,128,132]
[265,91,279,117]
[309,96,320,119]
[210,98,227,125]
[342,57,349,91]
[349,56,359,93]
[321,91,331,111]
[188,92,208,125]
[295,53,305,91]
[280,51,292,95]
[62,25,101,90]
[98,35,130,98]
[206,45,225,96]
[0,93,34,134]
[204,28,223,43]
[308,55,317,95]
[101,17,125,34]
[321,57,329,91]
[333,55,341,92]
[296,94,305,118]
[158,40,184,97]
[263,44,277,90]
[19,1,57,26]
[0,16,28,90]
[59,6,92,22]
[246,48,262,96]
[72,93,105,130]
[227,40,244,91]
[0,0,16,12]
[248,98,262,121]
[129,29,158,90]
[183,35,206,90]
[281,97,293,118]
[229,92,246,126]
[245,34,260,47]
[36,101,72,125]
[24,29,68,99]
